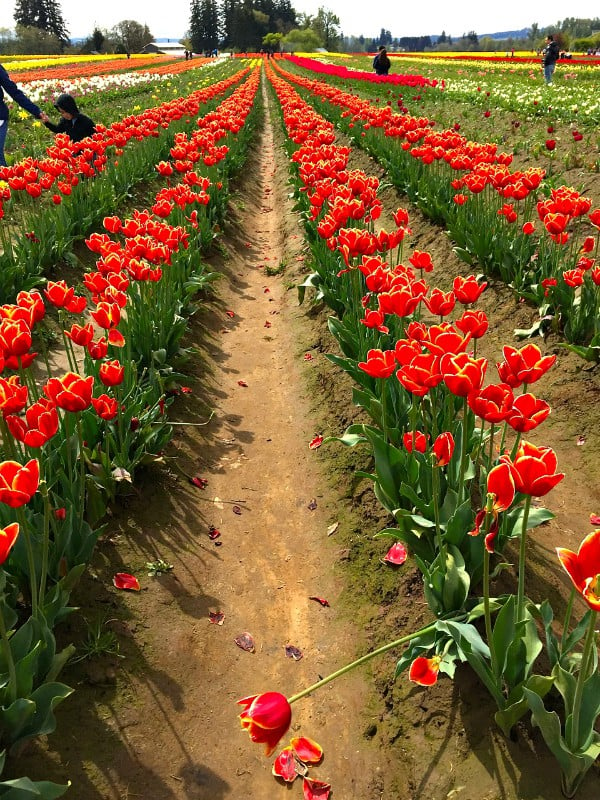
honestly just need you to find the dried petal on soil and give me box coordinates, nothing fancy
[208,526,221,540]
[272,746,297,783]
[327,522,339,536]
[290,736,324,764]
[234,632,255,652]
[309,435,324,450]
[285,644,303,661]
[307,499,318,511]
[303,777,331,800]
[209,611,225,625]
[232,505,242,515]
[225,310,235,318]
[190,476,208,489]
[590,514,600,525]
[308,596,330,607]
[383,542,408,565]
[237,380,248,387]
[113,573,140,591]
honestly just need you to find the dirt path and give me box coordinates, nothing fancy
[12,76,390,800]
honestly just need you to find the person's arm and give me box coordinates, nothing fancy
[0,66,42,118]
[43,118,68,134]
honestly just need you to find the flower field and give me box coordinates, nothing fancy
[0,50,598,799]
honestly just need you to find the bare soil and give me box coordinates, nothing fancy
[8,74,600,800]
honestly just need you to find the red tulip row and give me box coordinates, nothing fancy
[243,60,600,797]
[0,66,261,795]
[272,58,600,351]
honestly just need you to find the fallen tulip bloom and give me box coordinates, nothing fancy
[291,736,323,764]
[238,692,292,756]
[303,777,331,799]
[113,573,141,591]
[408,655,441,686]
[272,746,297,782]
[383,542,408,565]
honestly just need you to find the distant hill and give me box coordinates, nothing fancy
[480,28,530,40]
[430,28,530,43]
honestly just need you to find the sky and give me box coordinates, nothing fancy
[0,0,598,41]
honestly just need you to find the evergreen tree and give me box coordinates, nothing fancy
[14,0,69,43]
[190,0,220,53]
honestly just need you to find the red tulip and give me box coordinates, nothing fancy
[43,372,94,412]
[5,398,59,447]
[506,393,550,432]
[453,275,487,305]
[99,359,125,387]
[467,382,513,424]
[441,352,487,397]
[455,309,488,339]
[0,375,28,415]
[92,394,119,421]
[44,280,74,309]
[0,318,32,357]
[0,522,19,564]
[409,655,441,686]
[556,529,600,611]
[0,458,39,507]
[424,288,455,317]
[497,344,556,388]
[396,352,442,396]
[358,348,397,379]
[432,432,454,467]
[87,337,108,360]
[403,431,428,453]
[502,441,564,497]
[238,692,292,756]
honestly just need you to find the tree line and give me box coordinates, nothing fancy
[0,2,599,56]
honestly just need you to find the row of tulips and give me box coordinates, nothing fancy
[238,61,600,798]
[0,61,248,302]
[275,59,600,357]
[0,66,260,798]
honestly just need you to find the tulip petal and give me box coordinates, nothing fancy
[308,596,330,607]
[303,777,331,800]
[209,611,225,625]
[113,572,140,591]
[291,735,323,764]
[190,476,208,489]
[235,632,255,652]
[272,746,297,782]
[285,644,303,661]
[309,435,324,449]
[238,380,248,387]
[383,542,408,565]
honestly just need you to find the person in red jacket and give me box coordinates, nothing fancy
[0,63,49,166]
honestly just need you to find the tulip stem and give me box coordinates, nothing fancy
[0,600,17,703]
[516,495,532,623]
[458,396,469,504]
[568,609,597,753]
[16,505,38,618]
[560,587,576,651]
[38,480,51,607]
[287,620,439,705]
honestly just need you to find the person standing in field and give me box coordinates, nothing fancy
[0,63,49,167]
[373,45,391,76]
[542,34,560,83]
